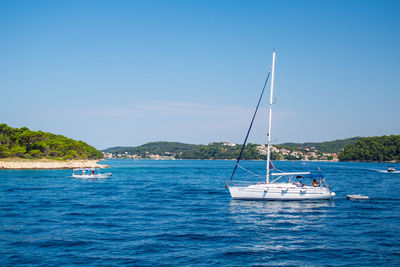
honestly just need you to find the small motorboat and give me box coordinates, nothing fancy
[387,166,395,173]
[347,194,369,200]
[72,168,112,178]
[378,166,399,173]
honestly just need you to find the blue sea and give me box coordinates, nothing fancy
[1,160,400,266]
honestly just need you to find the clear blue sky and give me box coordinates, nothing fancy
[1,0,399,149]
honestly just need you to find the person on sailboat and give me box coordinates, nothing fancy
[312,179,318,187]
[319,177,322,187]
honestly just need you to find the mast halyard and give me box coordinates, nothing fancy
[266,51,276,184]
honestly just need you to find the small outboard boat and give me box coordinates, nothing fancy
[347,194,369,200]
[387,166,395,173]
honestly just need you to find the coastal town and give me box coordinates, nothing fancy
[259,144,339,161]
[102,142,339,161]
[103,151,176,160]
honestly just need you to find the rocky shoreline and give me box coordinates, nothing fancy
[0,158,109,170]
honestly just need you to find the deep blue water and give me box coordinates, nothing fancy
[1,160,400,266]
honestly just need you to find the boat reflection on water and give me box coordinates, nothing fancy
[228,200,335,227]
[229,199,334,213]
[227,200,336,257]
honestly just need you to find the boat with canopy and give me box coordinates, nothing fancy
[226,51,335,200]
[72,168,112,178]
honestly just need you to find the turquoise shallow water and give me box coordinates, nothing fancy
[1,159,400,265]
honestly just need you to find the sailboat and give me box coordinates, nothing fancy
[227,51,335,200]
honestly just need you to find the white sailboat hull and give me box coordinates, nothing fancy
[229,183,333,200]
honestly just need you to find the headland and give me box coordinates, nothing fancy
[0,158,109,170]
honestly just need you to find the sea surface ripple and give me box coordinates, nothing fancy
[1,160,400,266]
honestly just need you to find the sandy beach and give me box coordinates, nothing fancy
[0,158,109,170]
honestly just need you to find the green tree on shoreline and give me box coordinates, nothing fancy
[338,135,400,162]
[0,123,103,160]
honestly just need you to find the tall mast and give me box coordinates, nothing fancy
[266,51,276,183]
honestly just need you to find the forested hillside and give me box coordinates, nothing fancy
[0,123,103,159]
[176,143,266,160]
[103,141,200,157]
[338,135,400,162]
[282,137,363,153]
[105,141,268,160]
[103,136,400,162]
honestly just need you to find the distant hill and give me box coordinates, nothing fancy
[0,123,103,160]
[103,141,201,157]
[104,141,265,160]
[339,135,400,162]
[176,142,264,160]
[282,137,364,153]
[103,136,398,162]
